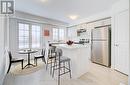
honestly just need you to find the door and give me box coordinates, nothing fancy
[114,10,129,75]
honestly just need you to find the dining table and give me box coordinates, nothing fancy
[19,50,38,69]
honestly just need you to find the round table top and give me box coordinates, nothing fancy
[19,50,38,54]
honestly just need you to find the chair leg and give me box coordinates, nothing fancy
[34,58,35,64]
[21,61,23,69]
[7,62,12,73]
[68,61,71,78]
[42,57,46,64]
[36,59,37,66]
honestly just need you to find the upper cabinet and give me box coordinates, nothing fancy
[67,26,78,40]
[93,18,111,27]
[67,18,111,40]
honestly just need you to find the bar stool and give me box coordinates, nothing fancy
[52,48,71,85]
[46,46,56,74]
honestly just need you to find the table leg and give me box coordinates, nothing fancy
[28,53,30,64]
[23,53,35,69]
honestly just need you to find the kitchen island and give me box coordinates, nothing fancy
[55,44,91,79]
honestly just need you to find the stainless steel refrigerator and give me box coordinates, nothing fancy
[91,25,111,67]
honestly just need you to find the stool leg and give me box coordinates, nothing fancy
[50,58,53,75]
[63,62,65,73]
[46,58,49,70]
[68,61,71,78]
[52,59,56,77]
[58,61,61,85]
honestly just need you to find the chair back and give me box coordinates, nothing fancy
[8,51,12,61]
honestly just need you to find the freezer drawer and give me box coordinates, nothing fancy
[91,41,110,66]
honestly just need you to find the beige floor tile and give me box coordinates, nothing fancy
[3,61,128,85]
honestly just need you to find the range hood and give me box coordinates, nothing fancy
[77,29,86,33]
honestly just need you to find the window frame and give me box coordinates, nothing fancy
[31,24,41,49]
[52,28,65,41]
[17,21,42,50]
[53,28,59,41]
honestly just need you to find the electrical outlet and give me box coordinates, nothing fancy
[119,83,125,85]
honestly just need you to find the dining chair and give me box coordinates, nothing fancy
[34,49,46,66]
[7,51,24,73]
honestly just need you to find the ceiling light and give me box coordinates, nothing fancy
[41,0,47,2]
[69,15,78,20]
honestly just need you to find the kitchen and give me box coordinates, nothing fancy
[0,0,129,85]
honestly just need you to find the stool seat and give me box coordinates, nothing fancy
[60,56,70,62]
[12,58,24,61]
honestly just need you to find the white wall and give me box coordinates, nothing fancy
[0,15,9,85]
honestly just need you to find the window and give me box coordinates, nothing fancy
[32,25,41,48]
[59,29,65,40]
[18,23,29,49]
[53,28,65,41]
[18,23,41,49]
[53,28,59,41]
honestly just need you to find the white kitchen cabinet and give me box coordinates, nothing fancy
[67,26,77,39]
[94,18,111,27]
[113,10,129,75]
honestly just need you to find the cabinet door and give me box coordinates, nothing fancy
[67,27,77,39]
[114,10,129,75]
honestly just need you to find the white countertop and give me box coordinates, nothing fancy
[54,44,89,49]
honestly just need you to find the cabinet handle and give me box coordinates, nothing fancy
[114,44,119,46]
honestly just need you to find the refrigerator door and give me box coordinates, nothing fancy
[91,40,110,66]
[92,27,109,40]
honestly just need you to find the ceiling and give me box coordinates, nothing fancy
[15,0,119,23]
